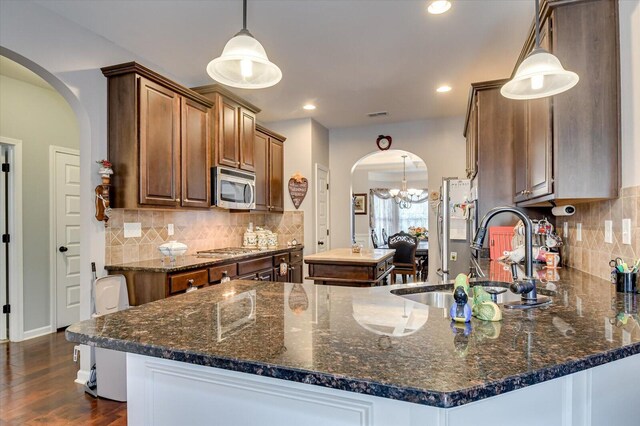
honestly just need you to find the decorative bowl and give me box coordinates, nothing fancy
[158,240,188,257]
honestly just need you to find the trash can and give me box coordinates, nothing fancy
[93,275,129,402]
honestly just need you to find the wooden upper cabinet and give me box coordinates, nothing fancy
[464,80,517,227]
[102,62,213,209]
[217,96,240,168]
[138,77,181,206]
[181,98,211,208]
[511,0,619,206]
[255,125,286,213]
[191,84,261,172]
[239,108,256,172]
[269,138,284,212]
[254,130,269,211]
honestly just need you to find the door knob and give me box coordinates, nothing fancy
[317,241,324,245]
[59,246,68,253]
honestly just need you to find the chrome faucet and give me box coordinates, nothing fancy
[471,206,551,309]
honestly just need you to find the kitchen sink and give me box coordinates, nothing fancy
[391,281,552,308]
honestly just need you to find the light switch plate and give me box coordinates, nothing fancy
[576,223,582,241]
[604,220,613,244]
[563,222,568,238]
[450,251,458,261]
[168,223,174,236]
[124,222,142,238]
[622,218,631,245]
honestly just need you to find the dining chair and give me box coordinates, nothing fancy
[381,228,389,245]
[370,229,380,249]
[388,231,418,284]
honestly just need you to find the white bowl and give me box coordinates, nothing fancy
[158,240,188,257]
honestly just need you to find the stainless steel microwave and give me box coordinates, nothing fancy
[212,166,256,209]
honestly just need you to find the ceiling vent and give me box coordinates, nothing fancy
[367,111,388,118]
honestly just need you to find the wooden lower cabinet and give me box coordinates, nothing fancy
[288,262,303,284]
[109,249,305,305]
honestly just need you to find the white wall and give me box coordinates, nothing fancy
[329,117,467,281]
[0,74,79,332]
[619,0,640,188]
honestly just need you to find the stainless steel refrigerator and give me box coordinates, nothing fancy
[437,178,477,282]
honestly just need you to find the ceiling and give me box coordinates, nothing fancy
[0,55,54,90]
[34,0,533,128]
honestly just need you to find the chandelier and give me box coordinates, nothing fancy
[389,155,423,209]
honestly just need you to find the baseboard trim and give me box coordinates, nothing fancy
[75,368,90,385]
[22,325,53,341]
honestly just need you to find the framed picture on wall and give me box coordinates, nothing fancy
[353,193,367,215]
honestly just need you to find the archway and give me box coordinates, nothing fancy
[0,47,91,344]
[350,150,429,282]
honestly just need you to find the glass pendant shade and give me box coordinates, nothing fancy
[207,30,282,89]
[500,48,579,100]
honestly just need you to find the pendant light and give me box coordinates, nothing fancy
[206,0,282,89]
[501,0,578,100]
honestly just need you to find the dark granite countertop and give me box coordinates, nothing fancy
[66,263,640,408]
[105,245,304,273]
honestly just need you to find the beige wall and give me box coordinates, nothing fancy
[0,74,80,331]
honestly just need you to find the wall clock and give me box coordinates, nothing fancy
[376,135,392,151]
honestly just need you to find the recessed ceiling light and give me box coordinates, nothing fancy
[427,0,451,15]
[436,85,452,93]
[303,104,316,110]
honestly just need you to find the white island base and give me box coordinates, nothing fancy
[126,353,640,426]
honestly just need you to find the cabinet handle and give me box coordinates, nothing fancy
[378,266,385,272]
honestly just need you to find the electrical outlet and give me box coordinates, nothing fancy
[168,223,174,236]
[450,252,458,261]
[604,220,613,244]
[563,222,568,238]
[576,223,582,241]
[124,222,141,238]
[622,218,631,245]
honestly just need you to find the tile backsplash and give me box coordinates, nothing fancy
[105,208,304,265]
[562,185,640,281]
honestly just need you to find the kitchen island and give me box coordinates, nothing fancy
[304,248,395,287]
[66,264,640,425]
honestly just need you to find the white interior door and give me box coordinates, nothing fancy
[54,150,80,328]
[0,144,8,340]
[315,164,330,253]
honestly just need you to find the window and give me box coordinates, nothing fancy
[371,196,428,241]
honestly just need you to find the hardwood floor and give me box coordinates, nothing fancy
[1,331,127,425]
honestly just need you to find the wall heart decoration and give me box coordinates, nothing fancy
[288,172,308,210]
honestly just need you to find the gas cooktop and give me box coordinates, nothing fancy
[196,247,262,257]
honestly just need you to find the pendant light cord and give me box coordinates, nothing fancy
[243,0,247,30]
[534,0,540,49]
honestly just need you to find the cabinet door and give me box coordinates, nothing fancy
[181,98,211,208]
[269,139,284,212]
[526,97,553,199]
[254,131,269,211]
[289,263,303,284]
[138,77,180,206]
[525,20,553,200]
[466,102,478,179]
[273,268,288,283]
[216,96,239,168]
[513,101,528,202]
[239,108,256,172]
